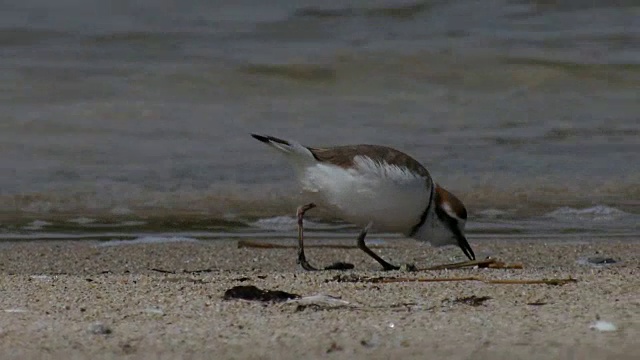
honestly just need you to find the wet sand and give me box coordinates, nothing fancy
[0,238,638,359]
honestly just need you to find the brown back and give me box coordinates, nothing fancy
[308,144,431,178]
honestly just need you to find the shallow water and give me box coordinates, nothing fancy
[1,0,639,240]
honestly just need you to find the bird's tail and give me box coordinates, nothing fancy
[250,134,316,161]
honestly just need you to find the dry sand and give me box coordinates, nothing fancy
[0,237,638,359]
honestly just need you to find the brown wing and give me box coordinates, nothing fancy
[308,144,431,178]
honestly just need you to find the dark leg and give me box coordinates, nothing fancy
[356,223,399,271]
[296,203,318,271]
[296,203,355,271]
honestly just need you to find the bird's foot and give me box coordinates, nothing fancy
[381,263,401,271]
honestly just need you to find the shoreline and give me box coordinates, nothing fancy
[0,238,638,359]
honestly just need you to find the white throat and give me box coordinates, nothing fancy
[409,188,464,248]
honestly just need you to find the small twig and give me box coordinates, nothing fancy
[527,301,548,306]
[367,276,576,286]
[150,268,176,274]
[483,278,576,285]
[237,240,389,250]
[424,259,496,270]
[487,262,524,269]
[149,268,213,274]
[184,268,214,274]
[423,258,523,270]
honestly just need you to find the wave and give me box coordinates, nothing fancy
[234,52,639,88]
[0,203,636,241]
[239,63,336,82]
[503,57,640,76]
[0,182,638,225]
[87,31,191,45]
[0,27,71,47]
[67,217,96,225]
[544,205,630,221]
[96,236,200,247]
[250,216,354,232]
[1,202,636,236]
[293,2,433,20]
[22,220,53,230]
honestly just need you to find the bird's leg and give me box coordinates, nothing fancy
[295,203,355,271]
[296,203,318,271]
[357,222,400,271]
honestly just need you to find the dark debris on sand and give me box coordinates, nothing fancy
[223,285,300,302]
[448,295,492,307]
[323,262,355,270]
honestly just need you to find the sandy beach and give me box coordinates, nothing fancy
[0,237,638,359]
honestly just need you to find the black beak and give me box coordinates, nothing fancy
[455,231,475,261]
[434,205,476,261]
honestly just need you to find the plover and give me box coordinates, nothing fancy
[252,134,475,271]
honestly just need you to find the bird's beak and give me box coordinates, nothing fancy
[455,231,475,261]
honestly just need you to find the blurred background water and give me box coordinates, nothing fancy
[0,0,638,241]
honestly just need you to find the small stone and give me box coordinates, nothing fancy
[590,320,617,332]
[326,342,343,353]
[120,341,137,354]
[144,307,164,315]
[88,322,112,335]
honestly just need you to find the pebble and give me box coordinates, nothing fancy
[88,322,112,335]
[590,320,617,332]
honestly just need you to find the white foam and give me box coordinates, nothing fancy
[251,216,351,231]
[81,220,148,229]
[67,217,96,225]
[545,205,629,221]
[23,220,53,230]
[97,236,199,247]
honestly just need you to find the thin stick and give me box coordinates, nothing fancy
[487,262,524,270]
[424,259,497,270]
[420,258,523,271]
[369,276,576,286]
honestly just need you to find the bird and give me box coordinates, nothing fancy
[251,134,475,271]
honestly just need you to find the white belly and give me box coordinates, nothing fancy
[298,158,431,232]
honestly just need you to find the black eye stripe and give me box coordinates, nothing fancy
[435,205,456,226]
